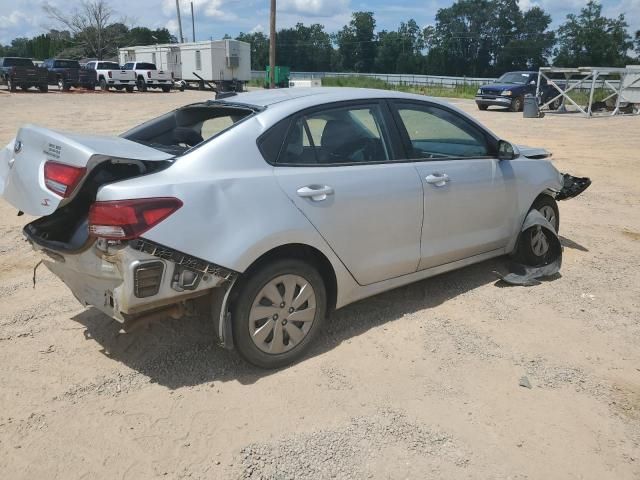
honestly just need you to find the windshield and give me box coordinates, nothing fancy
[54,60,80,69]
[98,62,121,70]
[497,72,532,84]
[4,58,34,67]
[136,63,157,70]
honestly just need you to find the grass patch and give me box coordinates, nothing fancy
[320,75,478,99]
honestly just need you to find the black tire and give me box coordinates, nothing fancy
[510,96,524,112]
[99,78,109,91]
[516,196,560,266]
[231,259,327,369]
[39,84,48,93]
[126,86,135,93]
[477,104,488,111]
[137,77,147,92]
[20,86,29,91]
[549,98,562,110]
[161,85,171,93]
[7,76,16,92]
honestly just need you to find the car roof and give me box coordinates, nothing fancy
[220,87,454,109]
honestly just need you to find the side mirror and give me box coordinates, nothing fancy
[498,140,518,160]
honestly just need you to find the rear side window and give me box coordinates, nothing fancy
[275,104,392,166]
[258,118,291,164]
[98,62,120,70]
[394,103,490,159]
[136,63,156,70]
[4,58,34,67]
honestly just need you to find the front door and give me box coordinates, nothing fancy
[390,101,518,270]
[273,102,423,286]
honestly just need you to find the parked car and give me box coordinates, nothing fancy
[84,61,135,91]
[0,88,587,368]
[122,62,172,92]
[0,57,48,92]
[475,71,562,112]
[41,58,97,91]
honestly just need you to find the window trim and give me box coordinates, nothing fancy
[258,99,406,168]
[388,99,499,162]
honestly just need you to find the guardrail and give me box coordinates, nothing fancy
[250,70,622,90]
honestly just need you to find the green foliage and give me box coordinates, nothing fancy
[335,12,377,72]
[236,32,269,70]
[555,1,633,67]
[276,23,333,71]
[320,76,479,99]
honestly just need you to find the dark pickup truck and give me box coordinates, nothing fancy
[0,57,49,92]
[42,58,97,91]
[475,71,562,112]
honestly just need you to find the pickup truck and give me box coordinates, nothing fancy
[0,57,49,92]
[475,71,562,112]
[122,62,173,92]
[84,61,135,92]
[42,58,97,91]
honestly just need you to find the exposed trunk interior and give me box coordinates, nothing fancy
[25,160,171,252]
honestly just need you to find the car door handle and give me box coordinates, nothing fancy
[425,173,450,186]
[296,185,334,201]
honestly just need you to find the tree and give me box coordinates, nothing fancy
[336,12,377,72]
[276,23,333,71]
[555,1,633,67]
[125,27,176,46]
[635,30,640,57]
[498,7,555,70]
[43,0,119,59]
[237,31,269,70]
[376,20,424,74]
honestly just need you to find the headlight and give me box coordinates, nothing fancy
[501,90,512,96]
[477,88,481,94]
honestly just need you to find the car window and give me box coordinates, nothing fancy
[277,104,391,165]
[122,63,134,70]
[395,103,489,159]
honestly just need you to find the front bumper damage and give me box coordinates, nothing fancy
[30,237,237,332]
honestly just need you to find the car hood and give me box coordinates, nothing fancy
[481,83,524,92]
[516,144,551,159]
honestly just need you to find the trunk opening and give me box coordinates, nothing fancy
[25,160,170,252]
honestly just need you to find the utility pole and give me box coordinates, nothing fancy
[175,0,184,43]
[190,2,195,42]
[269,0,276,88]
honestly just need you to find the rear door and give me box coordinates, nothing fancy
[271,101,423,286]
[390,100,518,270]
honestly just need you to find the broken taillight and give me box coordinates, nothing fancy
[44,161,86,197]
[88,198,183,240]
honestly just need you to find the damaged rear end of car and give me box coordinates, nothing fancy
[0,103,254,332]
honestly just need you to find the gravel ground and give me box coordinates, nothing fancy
[0,88,639,479]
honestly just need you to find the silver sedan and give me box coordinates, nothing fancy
[0,88,581,368]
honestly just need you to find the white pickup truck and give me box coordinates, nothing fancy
[122,62,173,92]
[85,61,136,92]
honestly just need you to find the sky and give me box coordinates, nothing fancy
[1,0,639,46]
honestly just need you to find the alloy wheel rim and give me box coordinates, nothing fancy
[248,274,316,355]
[530,205,556,256]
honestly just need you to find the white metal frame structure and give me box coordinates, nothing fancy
[537,66,640,117]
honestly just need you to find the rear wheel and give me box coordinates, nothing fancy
[231,259,326,369]
[516,196,560,266]
[99,78,109,91]
[57,77,69,91]
[137,77,147,92]
[477,104,488,111]
[7,77,16,92]
[549,97,562,110]
[510,95,524,112]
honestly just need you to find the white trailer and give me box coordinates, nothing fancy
[118,40,250,91]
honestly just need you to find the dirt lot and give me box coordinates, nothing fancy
[0,88,639,480]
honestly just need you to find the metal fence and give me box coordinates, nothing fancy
[250,70,622,91]
[251,70,495,87]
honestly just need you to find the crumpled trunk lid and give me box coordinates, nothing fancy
[0,124,173,216]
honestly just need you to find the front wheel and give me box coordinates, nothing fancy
[7,76,16,92]
[477,104,488,111]
[549,97,562,110]
[231,259,327,369]
[510,96,524,112]
[516,196,560,266]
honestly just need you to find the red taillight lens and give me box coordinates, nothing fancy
[147,71,151,78]
[44,161,86,197]
[88,198,183,240]
[108,71,112,78]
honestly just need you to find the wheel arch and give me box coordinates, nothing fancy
[233,243,338,313]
